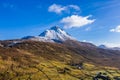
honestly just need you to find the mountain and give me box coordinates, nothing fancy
[0,26,120,80]
[39,26,75,41]
[22,26,75,43]
[98,44,108,49]
[99,44,120,51]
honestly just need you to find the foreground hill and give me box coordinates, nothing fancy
[0,40,120,80]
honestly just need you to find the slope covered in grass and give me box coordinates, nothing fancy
[0,41,120,80]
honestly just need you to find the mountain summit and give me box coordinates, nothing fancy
[39,26,75,42]
[22,26,75,42]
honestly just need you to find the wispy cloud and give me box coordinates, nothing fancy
[99,1,120,10]
[68,5,80,11]
[60,15,95,29]
[48,4,80,14]
[110,25,120,32]
[82,40,93,43]
[85,27,91,31]
[48,4,66,14]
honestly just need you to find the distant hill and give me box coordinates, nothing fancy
[99,44,120,51]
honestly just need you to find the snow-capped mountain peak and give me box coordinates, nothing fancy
[22,26,75,43]
[39,26,75,41]
[50,26,60,31]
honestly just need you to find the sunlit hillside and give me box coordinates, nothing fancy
[0,41,120,80]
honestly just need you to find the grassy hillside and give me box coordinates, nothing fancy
[0,41,120,80]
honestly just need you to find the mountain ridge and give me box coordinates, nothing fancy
[22,26,75,43]
[1,26,120,51]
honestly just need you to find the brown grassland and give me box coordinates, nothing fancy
[0,41,120,80]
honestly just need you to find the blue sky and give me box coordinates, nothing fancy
[0,0,120,47]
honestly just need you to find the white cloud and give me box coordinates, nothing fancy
[102,42,120,47]
[82,40,93,43]
[60,15,95,29]
[48,4,66,14]
[83,40,87,42]
[48,4,80,14]
[110,25,120,32]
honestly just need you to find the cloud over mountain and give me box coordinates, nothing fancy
[48,4,80,14]
[60,15,95,29]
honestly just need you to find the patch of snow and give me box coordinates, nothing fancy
[39,26,75,41]
[22,26,75,43]
[0,43,3,47]
[7,41,21,47]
